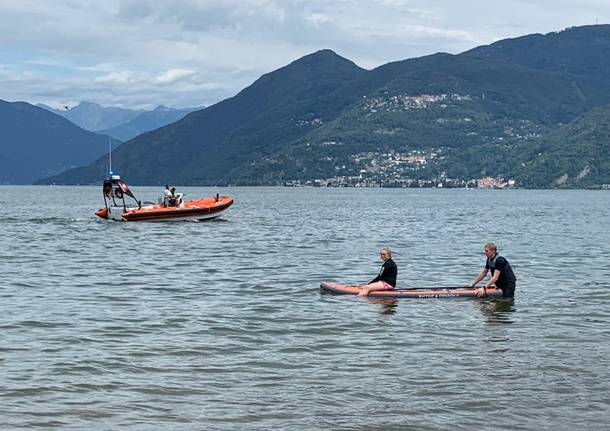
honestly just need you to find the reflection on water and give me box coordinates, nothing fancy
[479,298,516,325]
[368,298,398,315]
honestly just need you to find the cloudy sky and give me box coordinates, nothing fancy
[1,0,608,109]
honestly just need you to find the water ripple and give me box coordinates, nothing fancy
[1,186,610,430]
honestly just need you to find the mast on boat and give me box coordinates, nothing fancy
[108,136,113,177]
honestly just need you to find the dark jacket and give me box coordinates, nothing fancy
[486,254,516,289]
[370,258,398,287]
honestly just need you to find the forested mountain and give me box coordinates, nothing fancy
[0,100,119,184]
[37,25,610,188]
[464,25,610,86]
[40,49,367,185]
[512,105,610,187]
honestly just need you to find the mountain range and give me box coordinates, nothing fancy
[38,102,144,131]
[0,100,120,184]
[96,105,200,141]
[26,25,610,188]
[38,102,200,141]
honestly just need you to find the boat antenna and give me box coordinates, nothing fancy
[108,136,113,177]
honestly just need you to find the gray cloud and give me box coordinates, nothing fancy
[1,0,608,109]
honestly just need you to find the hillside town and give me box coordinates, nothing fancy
[284,149,516,188]
[363,93,473,113]
[284,175,516,188]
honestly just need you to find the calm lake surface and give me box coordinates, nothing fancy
[1,186,609,430]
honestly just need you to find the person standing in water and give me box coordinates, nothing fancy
[470,242,516,297]
[358,247,397,296]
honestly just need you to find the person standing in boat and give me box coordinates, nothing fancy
[358,247,397,296]
[163,185,172,206]
[470,242,516,297]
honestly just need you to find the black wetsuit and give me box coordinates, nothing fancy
[370,258,398,287]
[486,254,516,297]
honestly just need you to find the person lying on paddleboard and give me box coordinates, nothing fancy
[358,247,397,296]
[470,242,516,298]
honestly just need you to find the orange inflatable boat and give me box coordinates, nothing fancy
[95,176,233,222]
[320,281,503,299]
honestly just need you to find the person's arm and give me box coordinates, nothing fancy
[485,270,501,289]
[471,268,488,287]
[367,265,384,285]
[472,268,489,297]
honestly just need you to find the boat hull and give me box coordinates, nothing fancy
[96,196,233,222]
[320,281,503,298]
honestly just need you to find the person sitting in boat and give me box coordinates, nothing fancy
[168,187,178,206]
[470,242,516,298]
[358,247,398,296]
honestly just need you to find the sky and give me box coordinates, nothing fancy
[1,0,608,110]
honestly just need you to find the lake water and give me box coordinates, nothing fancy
[1,186,609,430]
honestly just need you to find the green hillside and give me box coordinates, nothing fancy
[513,106,610,188]
[234,52,599,184]
[38,25,610,188]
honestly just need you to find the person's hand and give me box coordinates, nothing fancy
[474,287,487,297]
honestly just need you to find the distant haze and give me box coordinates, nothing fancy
[1,0,608,109]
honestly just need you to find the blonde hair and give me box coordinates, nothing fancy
[484,242,497,252]
[381,247,392,258]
